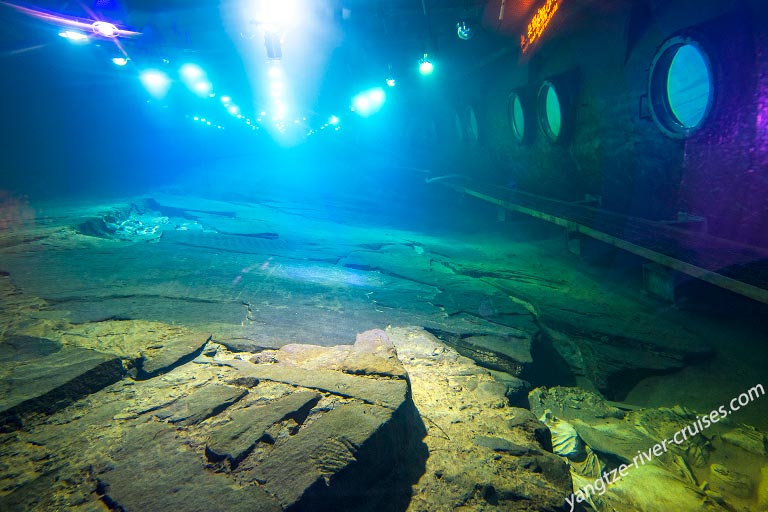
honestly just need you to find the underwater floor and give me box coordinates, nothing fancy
[0,188,766,511]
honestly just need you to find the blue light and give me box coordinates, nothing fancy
[180,63,204,81]
[352,88,386,117]
[419,55,434,76]
[329,115,340,125]
[194,81,212,95]
[140,69,171,99]
[59,30,88,42]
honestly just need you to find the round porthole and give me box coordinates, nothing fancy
[649,37,714,138]
[537,81,562,142]
[465,106,479,142]
[507,91,526,142]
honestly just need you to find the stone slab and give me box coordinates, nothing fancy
[225,360,407,410]
[97,421,281,512]
[154,384,247,426]
[205,391,321,467]
[132,333,212,380]
[0,345,124,431]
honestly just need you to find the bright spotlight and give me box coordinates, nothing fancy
[194,81,212,95]
[456,21,473,40]
[228,105,239,115]
[352,87,386,117]
[111,57,129,66]
[140,69,171,99]
[419,55,434,76]
[180,63,205,81]
[268,66,282,79]
[92,21,119,38]
[329,115,339,126]
[386,77,396,87]
[58,30,88,42]
[220,96,232,105]
[369,88,385,104]
[257,0,297,32]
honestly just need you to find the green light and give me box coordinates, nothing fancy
[545,86,561,138]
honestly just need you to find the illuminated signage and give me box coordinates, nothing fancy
[520,0,562,53]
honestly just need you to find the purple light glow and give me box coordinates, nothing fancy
[2,2,140,38]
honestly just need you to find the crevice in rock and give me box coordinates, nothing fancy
[144,198,236,219]
[424,327,526,376]
[45,294,232,306]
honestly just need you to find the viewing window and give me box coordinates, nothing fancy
[649,38,713,137]
[537,81,562,141]
[508,92,526,142]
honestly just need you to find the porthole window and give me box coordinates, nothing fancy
[649,37,713,138]
[465,106,479,142]
[507,92,526,142]
[537,81,562,142]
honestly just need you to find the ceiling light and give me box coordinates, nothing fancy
[352,87,386,117]
[386,77,396,87]
[456,21,473,40]
[194,81,212,95]
[111,57,129,66]
[58,30,88,42]
[268,66,282,79]
[139,69,171,99]
[419,55,434,76]
[180,63,205,81]
[92,21,119,38]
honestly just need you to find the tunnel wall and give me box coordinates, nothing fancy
[419,0,768,248]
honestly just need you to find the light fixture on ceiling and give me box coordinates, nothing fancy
[139,69,171,99]
[352,87,386,117]
[58,30,88,42]
[385,64,396,87]
[92,21,119,38]
[111,57,129,66]
[418,54,434,76]
[456,21,473,40]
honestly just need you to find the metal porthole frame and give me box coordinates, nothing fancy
[537,80,564,143]
[507,90,530,143]
[648,36,715,139]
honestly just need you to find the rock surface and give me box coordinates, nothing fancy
[0,341,124,431]
[1,329,428,511]
[529,386,768,512]
[387,327,571,512]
